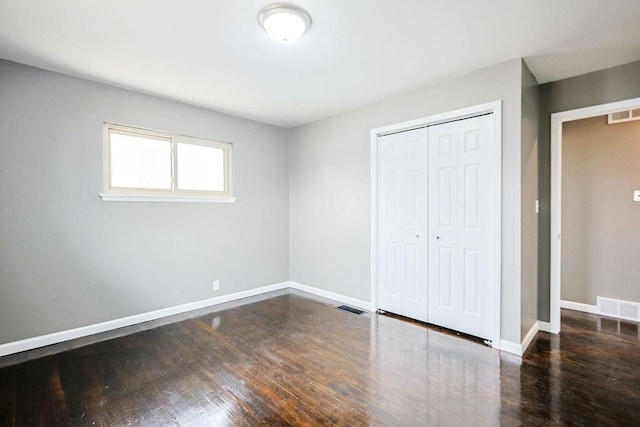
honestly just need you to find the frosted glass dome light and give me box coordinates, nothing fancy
[259,3,311,43]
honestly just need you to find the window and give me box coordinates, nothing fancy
[101,123,234,202]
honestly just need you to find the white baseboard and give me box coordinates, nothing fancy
[499,340,522,356]
[0,281,375,358]
[521,321,539,354]
[288,281,373,312]
[538,321,552,333]
[0,281,290,358]
[1,279,541,359]
[561,300,598,314]
[499,321,540,357]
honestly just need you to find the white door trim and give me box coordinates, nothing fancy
[549,96,640,334]
[370,101,502,348]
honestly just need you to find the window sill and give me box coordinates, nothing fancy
[99,194,237,203]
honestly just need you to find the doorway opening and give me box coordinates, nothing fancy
[549,96,640,333]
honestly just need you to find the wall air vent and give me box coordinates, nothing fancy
[597,296,640,322]
[607,109,640,124]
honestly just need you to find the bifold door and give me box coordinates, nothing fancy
[377,114,495,341]
[377,128,429,322]
[427,115,494,339]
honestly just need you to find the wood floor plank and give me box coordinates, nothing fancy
[1,294,639,426]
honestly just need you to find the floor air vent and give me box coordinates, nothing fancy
[337,305,365,315]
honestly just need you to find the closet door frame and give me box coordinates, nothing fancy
[370,101,502,349]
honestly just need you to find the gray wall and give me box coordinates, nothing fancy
[561,116,640,305]
[521,62,539,337]
[0,60,290,345]
[538,60,640,321]
[290,59,525,344]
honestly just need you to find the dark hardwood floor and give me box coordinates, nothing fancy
[1,293,639,426]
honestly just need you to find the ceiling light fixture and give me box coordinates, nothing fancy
[259,3,311,43]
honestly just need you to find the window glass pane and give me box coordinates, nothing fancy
[110,132,172,189]
[177,143,225,191]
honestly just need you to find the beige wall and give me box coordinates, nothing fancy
[561,115,640,304]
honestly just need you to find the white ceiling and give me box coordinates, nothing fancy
[1,1,639,128]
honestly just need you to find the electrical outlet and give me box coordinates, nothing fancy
[213,280,220,292]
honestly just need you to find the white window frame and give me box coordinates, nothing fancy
[100,123,236,203]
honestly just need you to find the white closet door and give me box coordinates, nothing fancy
[378,128,428,322]
[427,115,494,340]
